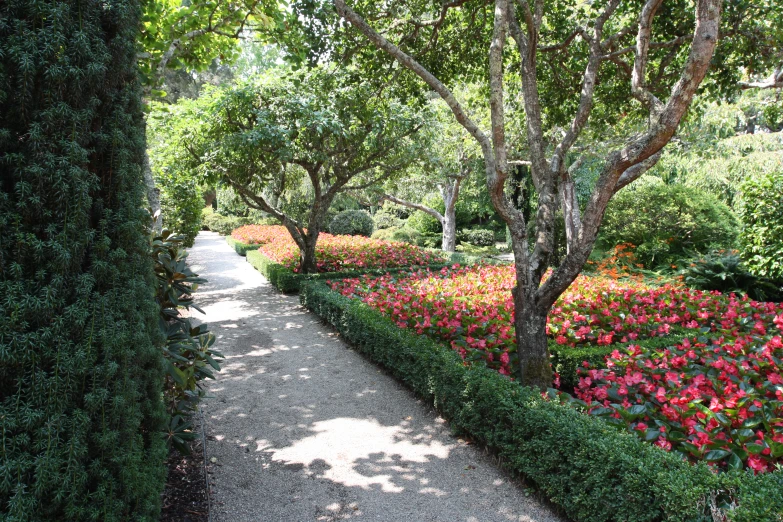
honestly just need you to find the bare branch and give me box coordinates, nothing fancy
[550,0,621,176]
[739,65,783,90]
[380,194,444,223]
[631,0,666,114]
[538,28,584,52]
[538,0,723,309]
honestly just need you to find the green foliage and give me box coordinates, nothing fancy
[158,171,203,247]
[200,209,277,235]
[406,195,471,234]
[600,183,739,269]
[299,283,781,522]
[151,230,222,454]
[329,210,374,237]
[454,243,500,256]
[371,226,422,245]
[459,228,495,247]
[226,235,262,256]
[652,131,783,208]
[147,104,207,246]
[138,0,283,95]
[738,169,783,280]
[0,0,166,518]
[372,207,404,230]
[679,250,782,302]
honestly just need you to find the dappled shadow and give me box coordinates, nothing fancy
[187,231,564,522]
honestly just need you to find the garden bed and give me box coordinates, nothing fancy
[301,280,783,522]
[329,265,783,475]
[245,248,491,293]
[233,224,500,292]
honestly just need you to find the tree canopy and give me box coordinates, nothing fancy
[158,66,426,271]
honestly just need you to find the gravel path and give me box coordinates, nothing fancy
[188,231,565,522]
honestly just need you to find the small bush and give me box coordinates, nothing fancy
[151,229,222,453]
[158,172,203,247]
[738,169,783,280]
[679,250,782,302]
[371,226,422,245]
[373,207,404,230]
[201,211,278,235]
[459,228,496,247]
[455,243,499,256]
[600,183,739,268]
[329,210,375,236]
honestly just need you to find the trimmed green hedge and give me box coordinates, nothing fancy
[245,248,500,293]
[226,235,261,256]
[300,281,783,522]
[550,325,694,392]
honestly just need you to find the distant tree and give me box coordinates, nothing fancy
[379,97,483,251]
[332,0,783,388]
[178,67,424,272]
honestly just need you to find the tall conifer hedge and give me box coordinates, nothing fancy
[0,0,167,519]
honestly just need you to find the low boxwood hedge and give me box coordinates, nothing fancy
[226,235,261,256]
[245,249,499,293]
[300,281,783,522]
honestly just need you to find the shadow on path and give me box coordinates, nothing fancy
[189,232,565,522]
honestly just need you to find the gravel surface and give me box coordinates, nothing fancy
[188,231,565,522]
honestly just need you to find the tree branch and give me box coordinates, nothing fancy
[631,0,666,114]
[334,0,494,161]
[380,194,444,223]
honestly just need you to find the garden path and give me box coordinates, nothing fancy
[188,231,564,522]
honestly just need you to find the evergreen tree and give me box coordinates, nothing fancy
[0,0,166,519]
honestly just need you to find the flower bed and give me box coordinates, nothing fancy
[576,324,783,473]
[329,264,783,472]
[231,224,444,271]
[231,224,290,246]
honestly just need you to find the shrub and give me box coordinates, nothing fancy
[738,169,783,280]
[371,226,422,245]
[680,250,783,302]
[201,212,276,235]
[158,171,203,247]
[151,230,222,454]
[373,207,404,230]
[600,183,739,268]
[329,209,375,236]
[0,1,167,518]
[459,228,496,247]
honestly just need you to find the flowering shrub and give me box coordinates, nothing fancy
[232,224,444,273]
[330,264,783,472]
[231,224,290,245]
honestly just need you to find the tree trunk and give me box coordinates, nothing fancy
[442,212,456,251]
[515,296,552,390]
[143,151,162,233]
[300,234,319,274]
[510,234,554,390]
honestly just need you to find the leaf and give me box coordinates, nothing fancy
[705,449,731,461]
